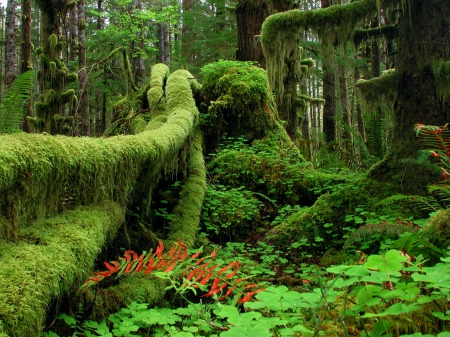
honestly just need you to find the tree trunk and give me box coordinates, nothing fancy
[320,0,338,143]
[339,63,351,151]
[5,0,16,86]
[21,0,32,132]
[69,4,78,62]
[158,22,170,64]
[235,0,268,68]
[322,60,336,142]
[181,0,194,63]
[78,0,89,136]
[369,0,450,193]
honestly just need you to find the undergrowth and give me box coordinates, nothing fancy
[44,245,450,337]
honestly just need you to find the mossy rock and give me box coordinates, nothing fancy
[265,177,404,252]
[199,61,277,151]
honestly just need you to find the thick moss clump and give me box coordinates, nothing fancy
[82,274,167,321]
[199,61,277,150]
[29,34,78,135]
[0,201,124,337]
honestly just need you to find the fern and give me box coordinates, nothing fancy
[415,123,450,181]
[344,220,420,249]
[0,70,33,134]
[377,194,443,212]
[365,109,386,159]
[83,240,263,303]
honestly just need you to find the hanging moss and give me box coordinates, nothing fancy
[29,34,78,134]
[261,0,377,105]
[431,59,450,103]
[0,201,124,337]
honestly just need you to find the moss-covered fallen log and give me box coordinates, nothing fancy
[0,65,205,335]
[0,66,200,240]
[0,201,124,337]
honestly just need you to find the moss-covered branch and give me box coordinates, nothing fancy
[353,24,398,46]
[355,68,398,111]
[0,68,200,240]
[261,0,378,102]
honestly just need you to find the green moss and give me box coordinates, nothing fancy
[199,61,277,146]
[166,130,206,247]
[0,201,124,337]
[0,70,199,237]
[147,63,170,119]
[431,59,450,103]
[83,274,167,321]
[261,0,377,104]
[355,69,398,112]
[353,24,398,46]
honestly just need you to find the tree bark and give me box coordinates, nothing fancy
[21,0,32,132]
[369,0,450,193]
[5,0,16,86]
[321,0,338,143]
[69,4,78,62]
[235,0,268,68]
[78,0,90,136]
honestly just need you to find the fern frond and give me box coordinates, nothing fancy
[377,194,443,212]
[392,233,444,262]
[83,240,264,303]
[0,70,34,134]
[344,220,420,249]
[427,184,450,208]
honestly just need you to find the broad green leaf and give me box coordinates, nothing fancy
[244,301,267,310]
[220,327,248,337]
[247,323,272,337]
[291,324,314,337]
[345,265,369,277]
[327,265,351,274]
[299,292,321,304]
[362,303,421,318]
[432,311,450,320]
[215,305,240,318]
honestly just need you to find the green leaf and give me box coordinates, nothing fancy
[244,301,267,310]
[215,305,240,319]
[345,265,369,277]
[362,303,422,318]
[220,327,248,337]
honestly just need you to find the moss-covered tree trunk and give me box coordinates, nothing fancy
[29,0,78,135]
[78,0,90,136]
[21,0,32,132]
[368,0,450,193]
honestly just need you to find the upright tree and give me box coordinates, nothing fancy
[5,0,16,86]
[261,0,450,193]
[78,0,89,136]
